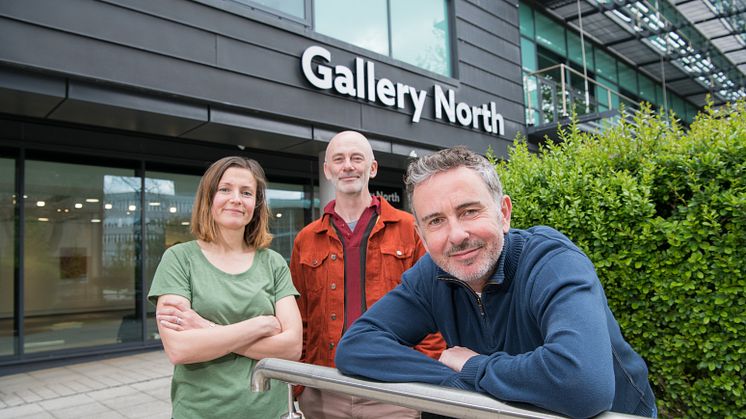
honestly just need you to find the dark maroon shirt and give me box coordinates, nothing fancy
[324,195,381,329]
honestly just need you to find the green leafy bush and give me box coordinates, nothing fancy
[492,103,746,418]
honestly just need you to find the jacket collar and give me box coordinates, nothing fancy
[436,230,524,292]
[313,196,400,235]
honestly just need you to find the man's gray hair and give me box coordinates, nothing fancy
[405,146,503,207]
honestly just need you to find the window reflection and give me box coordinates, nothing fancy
[0,158,14,356]
[391,0,451,76]
[144,171,200,341]
[314,0,452,77]
[23,161,139,353]
[8,158,316,354]
[267,183,315,263]
[315,0,389,56]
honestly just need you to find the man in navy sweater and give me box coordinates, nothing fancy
[335,146,656,418]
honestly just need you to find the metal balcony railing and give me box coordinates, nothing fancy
[251,358,645,419]
[523,64,640,132]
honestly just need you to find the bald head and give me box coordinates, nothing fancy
[325,131,374,162]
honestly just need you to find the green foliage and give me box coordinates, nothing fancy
[492,102,746,418]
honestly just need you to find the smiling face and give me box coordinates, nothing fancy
[323,131,378,197]
[412,166,512,289]
[210,167,258,233]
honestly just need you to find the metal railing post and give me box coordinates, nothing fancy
[560,64,568,117]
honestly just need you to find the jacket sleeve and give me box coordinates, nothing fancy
[336,265,464,388]
[410,234,446,359]
[458,249,616,418]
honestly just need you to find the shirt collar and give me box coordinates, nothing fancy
[323,195,381,218]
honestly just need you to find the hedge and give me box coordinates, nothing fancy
[491,102,745,418]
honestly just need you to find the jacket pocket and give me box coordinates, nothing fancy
[379,245,415,287]
[298,251,330,293]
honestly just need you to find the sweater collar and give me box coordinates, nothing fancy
[436,229,524,291]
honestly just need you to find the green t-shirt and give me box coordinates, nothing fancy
[148,241,298,419]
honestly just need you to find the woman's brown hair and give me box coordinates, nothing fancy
[190,156,272,249]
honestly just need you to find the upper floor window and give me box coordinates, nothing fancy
[235,0,305,19]
[314,0,452,77]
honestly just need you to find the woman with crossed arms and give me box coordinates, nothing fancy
[149,156,301,418]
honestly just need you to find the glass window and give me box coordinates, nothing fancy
[144,171,200,342]
[521,38,537,72]
[0,157,14,356]
[686,102,698,123]
[315,0,451,77]
[23,160,140,353]
[267,182,315,262]
[315,0,389,56]
[535,12,566,57]
[595,77,619,112]
[519,1,534,38]
[638,74,656,104]
[671,93,686,119]
[657,85,666,110]
[235,0,304,19]
[391,0,451,76]
[567,31,593,70]
[618,62,637,95]
[594,50,617,83]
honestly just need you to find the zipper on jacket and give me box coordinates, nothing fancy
[439,276,488,321]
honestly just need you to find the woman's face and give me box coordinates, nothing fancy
[210,167,258,232]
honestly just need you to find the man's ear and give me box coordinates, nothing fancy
[323,161,332,181]
[369,160,378,178]
[414,221,430,252]
[501,195,512,232]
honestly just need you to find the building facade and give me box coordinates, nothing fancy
[0,0,524,367]
[1,0,743,369]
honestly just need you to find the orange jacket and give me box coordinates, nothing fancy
[290,198,445,371]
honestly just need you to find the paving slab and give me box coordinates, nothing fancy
[0,350,173,419]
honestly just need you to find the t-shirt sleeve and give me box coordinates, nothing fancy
[147,246,192,306]
[269,250,299,303]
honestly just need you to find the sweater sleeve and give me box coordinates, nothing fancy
[335,263,463,388]
[461,249,616,418]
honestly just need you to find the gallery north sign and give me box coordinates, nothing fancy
[301,45,504,136]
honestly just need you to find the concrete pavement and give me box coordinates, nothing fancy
[0,350,173,418]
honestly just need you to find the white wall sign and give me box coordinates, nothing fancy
[301,45,504,136]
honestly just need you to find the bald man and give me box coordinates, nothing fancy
[290,131,444,418]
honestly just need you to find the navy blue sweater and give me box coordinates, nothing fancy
[336,227,655,418]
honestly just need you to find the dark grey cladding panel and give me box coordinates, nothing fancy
[458,64,524,107]
[110,0,309,55]
[0,17,205,93]
[455,20,521,66]
[456,1,519,38]
[181,107,313,151]
[460,0,519,23]
[216,36,298,84]
[0,0,526,150]
[48,81,208,137]
[0,17,363,127]
[0,66,65,118]
[458,42,522,84]
[0,0,217,65]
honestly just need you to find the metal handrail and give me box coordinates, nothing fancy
[251,358,644,419]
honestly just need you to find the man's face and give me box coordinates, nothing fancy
[412,167,511,288]
[324,133,378,196]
